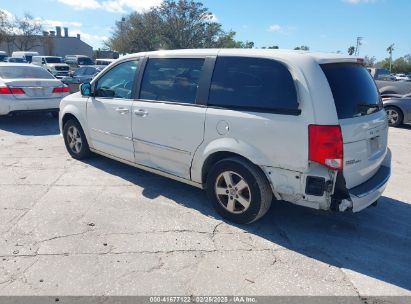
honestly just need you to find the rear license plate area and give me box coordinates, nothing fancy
[369,136,380,154]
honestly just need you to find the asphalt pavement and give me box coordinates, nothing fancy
[0,113,410,300]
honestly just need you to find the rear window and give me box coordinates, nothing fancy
[0,66,54,79]
[208,57,299,114]
[78,57,94,65]
[321,63,382,119]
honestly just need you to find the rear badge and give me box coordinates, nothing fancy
[345,159,361,166]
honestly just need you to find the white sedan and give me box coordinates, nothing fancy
[0,63,70,117]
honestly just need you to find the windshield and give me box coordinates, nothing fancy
[9,58,26,63]
[321,63,382,119]
[78,57,94,65]
[45,57,62,63]
[0,66,54,79]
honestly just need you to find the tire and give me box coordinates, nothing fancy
[63,119,91,159]
[206,157,273,224]
[385,106,403,127]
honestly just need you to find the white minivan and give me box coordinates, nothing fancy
[59,49,391,224]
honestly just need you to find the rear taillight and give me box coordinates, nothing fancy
[308,125,343,171]
[52,85,69,93]
[0,87,25,94]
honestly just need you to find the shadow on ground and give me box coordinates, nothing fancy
[398,124,411,130]
[83,154,411,292]
[0,113,60,136]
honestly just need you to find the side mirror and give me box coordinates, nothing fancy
[80,83,92,96]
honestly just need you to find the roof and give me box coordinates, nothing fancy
[65,55,91,58]
[32,55,62,58]
[0,63,41,68]
[120,49,360,64]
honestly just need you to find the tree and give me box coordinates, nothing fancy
[375,58,391,70]
[0,10,16,53]
[105,0,254,53]
[375,54,411,73]
[363,55,376,67]
[105,12,163,53]
[4,13,43,51]
[153,0,222,49]
[348,46,355,56]
[261,45,279,49]
[294,45,309,51]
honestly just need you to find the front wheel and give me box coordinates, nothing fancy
[385,106,403,127]
[63,119,91,159]
[206,157,273,224]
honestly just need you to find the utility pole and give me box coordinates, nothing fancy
[387,43,395,73]
[355,37,363,56]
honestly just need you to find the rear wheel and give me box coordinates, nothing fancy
[63,119,90,159]
[206,157,272,224]
[385,106,403,127]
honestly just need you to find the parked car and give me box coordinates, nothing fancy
[11,51,39,63]
[0,51,8,62]
[64,55,94,70]
[377,80,411,95]
[368,68,396,81]
[61,65,104,93]
[382,93,411,127]
[31,56,70,79]
[394,73,410,81]
[59,49,391,224]
[95,58,116,66]
[0,63,69,117]
[5,57,27,63]
[367,67,411,95]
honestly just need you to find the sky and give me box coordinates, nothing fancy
[0,0,410,60]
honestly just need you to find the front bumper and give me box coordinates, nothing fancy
[348,149,391,212]
[51,71,69,79]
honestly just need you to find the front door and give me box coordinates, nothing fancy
[87,59,140,163]
[132,58,207,179]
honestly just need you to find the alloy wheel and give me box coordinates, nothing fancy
[215,171,252,214]
[67,126,82,154]
[386,108,399,125]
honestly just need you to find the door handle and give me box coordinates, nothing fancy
[115,107,129,114]
[134,109,148,117]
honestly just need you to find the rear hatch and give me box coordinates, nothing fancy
[321,63,388,189]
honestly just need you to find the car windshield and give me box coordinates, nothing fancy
[9,58,26,63]
[45,57,62,63]
[78,58,94,65]
[0,66,54,79]
[321,63,382,119]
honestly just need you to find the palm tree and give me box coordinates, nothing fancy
[348,46,355,56]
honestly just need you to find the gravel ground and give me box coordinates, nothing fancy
[0,113,410,300]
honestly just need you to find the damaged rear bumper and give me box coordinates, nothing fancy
[344,148,391,212]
